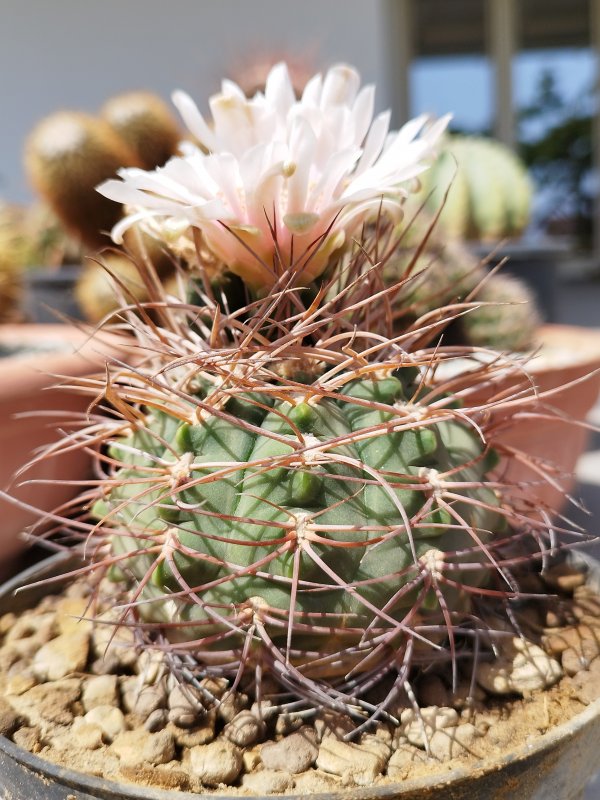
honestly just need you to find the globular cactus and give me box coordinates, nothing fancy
[100,91,181,170]
[24,112,141,248]
[461,273,541,352]
[29,63,574,730]
[410,135,533,242]
[95,369,503,673]
[42,237,569,721]
[385,236,485,322]
[0,204,25,321]
[75,253,150,323]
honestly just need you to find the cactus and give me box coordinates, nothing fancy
[74,253,151,323]
[461,272,541,352]
[410,135,534,242]
[24,111,141,248]
[0,204,25,321]
[100,91,181,170]
[25,63,579,731]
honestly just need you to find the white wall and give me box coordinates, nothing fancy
[0,0,389,202]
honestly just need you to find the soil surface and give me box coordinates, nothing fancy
[0,563,599,795]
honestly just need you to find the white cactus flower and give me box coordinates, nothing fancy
[98,63,450,292]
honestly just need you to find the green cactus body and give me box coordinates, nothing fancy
[411,135,534,243]
[423,148,470,239]
[97,372,503,661]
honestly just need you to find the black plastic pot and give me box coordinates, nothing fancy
[470,242,566,323]
[23,265,84,324]
[1,554,600,800]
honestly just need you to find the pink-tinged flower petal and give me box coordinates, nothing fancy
[171,90,217,151]
[354,110,391,176]
[100,62,449,291]
[321,64,360,108]
[264,62,295,116]
[301,72,323,106]
[351,85,375,145]
[221,79,246,100]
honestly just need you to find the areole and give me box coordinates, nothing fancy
[0,555,599,800]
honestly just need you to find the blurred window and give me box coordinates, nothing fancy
[411,0,492,135]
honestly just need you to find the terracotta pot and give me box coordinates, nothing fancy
[0,324,127,576]
[465,324,600,513]
[0,554,599,799]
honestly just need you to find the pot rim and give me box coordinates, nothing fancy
[0,552,599,799]
[0,324,130,394]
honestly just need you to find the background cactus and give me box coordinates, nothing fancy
[0,204,25,322]
[24,111,141,249]
[413,135,534,242]
[460,272,541,352]
[100,91,181,170]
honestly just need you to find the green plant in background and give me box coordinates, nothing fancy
[410,135,533,242]
[0,204,25,322]
[100,91,182,170]
[22,93,182,322]
[24,112,142,249]
[459,272,541,352]
[28,63,582,729]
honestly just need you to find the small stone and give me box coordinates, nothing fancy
[168,683,203,728]
[12,725,42,753]
[387,743,430,778]
[122,676,167,720]
[91,613,138,671]
[5,612,55,646]
[145,708,169,733]
[84,705,127,743]
[134,650,166,684]
[261,729,319,774]
[119,764,190,791]
[293,769,342,792]
[243,746,262,772]
[53,719,103,751]
[429,723,477,761]
[82,675,118,712]
[477,638,562,695]
[241,769,293,794]
[0,698,22,736]
[314,710,355,742]
[111,728,175,767]
[168,712,216,747]
[274,711,304,735]
[316,739,386,785]
[0,612,16,636]
[55,597,94,636]
[189,739,243,787]
[401,706,460,747]
[13,678,81,726]
[217,691,248,723]
[359,733,392,763]
[223,709,264,747]
[568,659,600,705]
[562,637,600,676]
[4,673,37,696]
[33,632,90,681]
[198,676,229,701]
